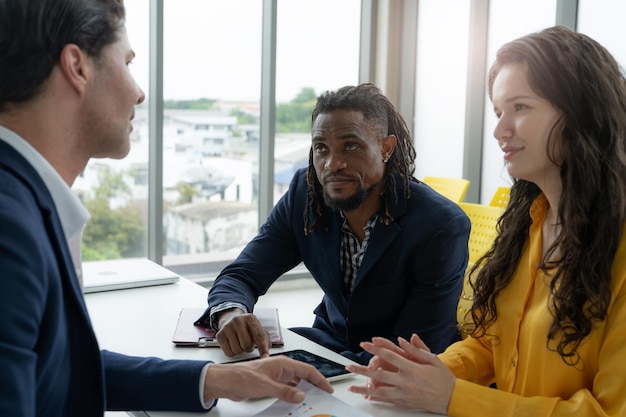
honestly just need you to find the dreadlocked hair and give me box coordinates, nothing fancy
[303,83,417,235]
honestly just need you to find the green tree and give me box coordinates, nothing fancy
[92,169,131,199]
[276,87,317,133]
[175,181,198,204]
[292,87,317,104]
[82,170,146,260]
[230,108,258,125]
[164,97,218,110]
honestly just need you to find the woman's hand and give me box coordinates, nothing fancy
[365,334,431,373]
[347,334,455,414]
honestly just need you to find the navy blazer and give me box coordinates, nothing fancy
[207,168,470,364]
[0,141,209,416]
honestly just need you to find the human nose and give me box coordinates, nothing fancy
[324,151,347,172]
[136,83,146,105]
[493,114,512,142]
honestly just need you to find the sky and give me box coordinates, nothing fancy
[125,0,361,103]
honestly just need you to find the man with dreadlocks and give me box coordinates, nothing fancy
[199,83,470,365]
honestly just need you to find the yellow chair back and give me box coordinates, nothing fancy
[489,186,510,209]
[422,176,470,203]
[458,202,504,264]
[456,202,504,334]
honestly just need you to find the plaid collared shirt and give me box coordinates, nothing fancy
[340,213,379,295]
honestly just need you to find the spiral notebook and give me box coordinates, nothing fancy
[172,307,284,347]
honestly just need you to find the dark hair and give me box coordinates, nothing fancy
[304,83,417,234]
[0,0,125,112]
[468,26,626,365]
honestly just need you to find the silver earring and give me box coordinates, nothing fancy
[383,155,389,163]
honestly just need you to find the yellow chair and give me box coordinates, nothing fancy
[458,202,504,264]
[456,202,504,334]
[422,176,470,203]
[489,186,510,209]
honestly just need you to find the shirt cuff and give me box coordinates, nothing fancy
[199,363,218,410]
[209,302,248,330]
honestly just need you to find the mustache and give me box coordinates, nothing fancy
[322,173,355,183]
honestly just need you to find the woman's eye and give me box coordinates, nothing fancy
[514,103,528,111]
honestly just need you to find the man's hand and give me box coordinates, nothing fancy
[203,356,334,403]
[216,308,272,357]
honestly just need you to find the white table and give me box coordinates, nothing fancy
[86,277,437,416]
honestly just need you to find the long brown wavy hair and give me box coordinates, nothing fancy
[466,26,626,365]
[303,83,417,235]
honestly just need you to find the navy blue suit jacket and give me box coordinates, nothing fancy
[0,141,209,416]
[207,168,470,364]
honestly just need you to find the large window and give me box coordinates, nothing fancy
[413,0,470,181]
[577,0,626,68]
[78,0,360,280]
[77,1,626,279]
[273,0,360,202]
[160,0,263,274]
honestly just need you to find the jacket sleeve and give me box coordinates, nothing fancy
[207,171,305,312]
[0,187,51,417]
[103,350,214,412]
[394,210,471,354]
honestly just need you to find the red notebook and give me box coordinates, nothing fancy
[172,307,284,347]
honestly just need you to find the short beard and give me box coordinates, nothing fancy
[322,183,378,212]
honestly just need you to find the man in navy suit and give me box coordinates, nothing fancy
[0,0,333,415]
[200,84,471,365]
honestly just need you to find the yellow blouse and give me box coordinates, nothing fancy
[440,195,626,416]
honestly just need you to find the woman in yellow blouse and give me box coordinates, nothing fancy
[346,26,626,417]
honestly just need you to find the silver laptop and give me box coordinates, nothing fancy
[82,258,180,293]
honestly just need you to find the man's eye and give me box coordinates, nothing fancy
[345,143,359,151]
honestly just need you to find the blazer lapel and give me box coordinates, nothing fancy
[0,141,89,315]
[352,182,409,290]
[312,210,349,311]
[353,219,401,288]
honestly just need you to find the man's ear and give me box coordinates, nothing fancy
[382,134,397,158]
[58,43,91,96]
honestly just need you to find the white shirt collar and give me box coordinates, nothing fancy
[0,125,90,245]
